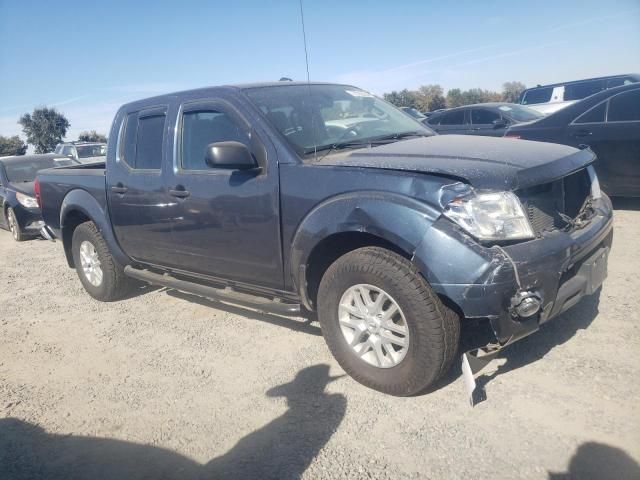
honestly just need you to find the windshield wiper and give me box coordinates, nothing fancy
[309,130,430,161]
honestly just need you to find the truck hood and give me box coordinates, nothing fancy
[316,135,595,190]
[8,181,36,196]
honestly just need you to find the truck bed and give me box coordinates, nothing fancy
[37,163,107,233]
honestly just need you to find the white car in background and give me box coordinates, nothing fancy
[519,73,639,115]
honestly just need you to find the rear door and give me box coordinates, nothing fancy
[469,108,506,136]
[165,98,283,289]
[107,106,179,265]
[568,89,640,196]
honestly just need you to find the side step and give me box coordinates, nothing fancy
[124,266,301,316]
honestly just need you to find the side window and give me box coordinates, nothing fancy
[181,110,249,170]
[471,109,500,124]
[564,80,606,101]
[574,102,606,124]
[608,90,640,122]
[121,112,138,167]
[439,110,466,125]
[135,115,166,170]
[522,87,553,105]
[54,145,62,154]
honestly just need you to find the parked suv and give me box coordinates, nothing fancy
[37,82,613,399]
[54,141,107,164]
[519,74,640,115]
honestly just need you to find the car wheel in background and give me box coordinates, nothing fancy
[71,221,133,301]
[317,247,460,396]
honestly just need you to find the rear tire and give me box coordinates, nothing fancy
[317,247,460,396]
[71,221,132,301]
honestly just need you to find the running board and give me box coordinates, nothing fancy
[124,266,301,316]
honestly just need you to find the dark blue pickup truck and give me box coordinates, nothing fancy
[36,82,613,399]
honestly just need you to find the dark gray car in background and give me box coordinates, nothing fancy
[426,103,544,136]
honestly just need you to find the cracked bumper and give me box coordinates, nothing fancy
[415,195,614,345]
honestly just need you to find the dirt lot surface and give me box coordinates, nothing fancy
[1,201,639,480]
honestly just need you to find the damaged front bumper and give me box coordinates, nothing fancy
[414,195,613,403]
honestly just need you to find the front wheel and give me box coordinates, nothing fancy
[6,208,25,242]
[71,221,132,301]
[317,247,460,396]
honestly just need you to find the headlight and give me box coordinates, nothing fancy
[444,191,534,241]
[16,192,39,209]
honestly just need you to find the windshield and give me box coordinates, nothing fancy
[4,157,75,183]
[498,104,544,122]
[76,144,107,158]
[243,84,433,157]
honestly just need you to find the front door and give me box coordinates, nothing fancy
[107,106,179,266]
[166,100,283,290]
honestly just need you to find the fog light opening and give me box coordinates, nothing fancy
[511,291,542,319]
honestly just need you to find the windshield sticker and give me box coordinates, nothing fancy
[345,89,374,98]
[498,106,513,111]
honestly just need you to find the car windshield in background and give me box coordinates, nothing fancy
[76,144,107,158]
[498,104,544,122]
[243,84,433,157]
[4,158,73,183]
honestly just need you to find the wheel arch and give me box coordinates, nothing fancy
[289,191,442,309]
[59,189,130,268]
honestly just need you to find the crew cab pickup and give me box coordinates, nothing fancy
[36,82,613,399]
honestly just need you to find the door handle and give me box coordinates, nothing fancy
[111,184,128,194]
[169,188,190,198]
[572,129,593,138]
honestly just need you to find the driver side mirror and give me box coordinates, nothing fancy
[205,141,258,170]
[492,118,508,128]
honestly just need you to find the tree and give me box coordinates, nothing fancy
[78,130,107,143]
[0,135,28,156]
[383,89,419,108]
[415,84,446,112]
[18,107,70,154]
[502,81,527,103]
[446,88,464,108]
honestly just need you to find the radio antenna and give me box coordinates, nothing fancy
[299,0,311,85]
[298,0,317,158]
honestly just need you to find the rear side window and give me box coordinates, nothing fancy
[471,109,500,124]
[121,111,166,170]
[181,110,249,170]
[574,102,606,124]
[608,90,640,122]
[564,80,606,101]
[439,110,466,125]
[521,87,553,105]
[607,76,636,88]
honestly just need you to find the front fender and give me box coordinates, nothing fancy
[60,189,130,267]
[289,191,442,293]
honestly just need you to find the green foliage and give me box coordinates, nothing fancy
[18,107,70,154]
[502,81,527,103]
[78,130,107,143]
[384,81,526,111]
[0,135,28,156]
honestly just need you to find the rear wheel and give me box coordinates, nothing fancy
[317,247,460,396]
[6,208,25,242]
[71,221,132,301]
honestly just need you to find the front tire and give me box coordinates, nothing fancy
[71,221,132,301]
[317,247,460,396]
[6,208,25,242]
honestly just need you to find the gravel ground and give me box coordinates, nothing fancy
[1,201,639,480]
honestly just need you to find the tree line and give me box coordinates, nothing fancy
[0,107,107,157]
[383,81,526,112]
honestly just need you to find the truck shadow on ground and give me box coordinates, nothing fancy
[0,364,346,480]
[548,441,640,480]
[433,290,601,398]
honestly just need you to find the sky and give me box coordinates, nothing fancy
[1,0,639,143]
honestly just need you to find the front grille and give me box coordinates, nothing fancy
[516,168,591,236]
